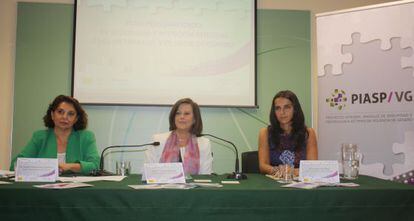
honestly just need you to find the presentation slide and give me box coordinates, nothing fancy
[73,0,256,106]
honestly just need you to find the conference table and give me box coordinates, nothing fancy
[1,174,413,221]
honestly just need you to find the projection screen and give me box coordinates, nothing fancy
[72,0,257,107]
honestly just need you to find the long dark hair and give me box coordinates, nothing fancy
[43,95,88,130]
[169,98,203,136]
[268,90,308,152]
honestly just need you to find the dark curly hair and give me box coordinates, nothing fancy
[43,95,88,130]
[268,90,308,153]
[169,98,203,136]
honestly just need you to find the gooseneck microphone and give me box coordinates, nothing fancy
[91,142,160,176]
[201,134,247,180]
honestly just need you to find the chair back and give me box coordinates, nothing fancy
[241,151,259,173]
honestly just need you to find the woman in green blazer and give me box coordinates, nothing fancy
[10,95,100,175]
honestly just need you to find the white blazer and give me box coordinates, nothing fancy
[144,132,213,174]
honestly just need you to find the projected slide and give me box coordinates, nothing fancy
[73,0,256,106]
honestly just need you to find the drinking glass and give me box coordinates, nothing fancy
[279,164,294,183]
[341,144,360,179]
[116,161,131,176]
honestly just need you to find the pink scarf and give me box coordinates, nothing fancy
[160,131,200,175]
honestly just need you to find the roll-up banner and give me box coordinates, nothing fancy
[317,0,414,182]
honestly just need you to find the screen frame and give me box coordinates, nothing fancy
[71,0,257,108]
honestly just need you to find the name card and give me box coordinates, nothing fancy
[15,158,58,182]
[299,160,340,183]
[144,163,186,184]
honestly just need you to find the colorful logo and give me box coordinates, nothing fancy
[326,89,347,110]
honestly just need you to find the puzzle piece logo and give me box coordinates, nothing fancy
[317,2,414,77]
[319,32,414,77]
[342,32,413,76]
[392,131,414,176]
[360,131,414,181]
[326,89,347,110]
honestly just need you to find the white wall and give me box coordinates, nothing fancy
[0,0,399,169]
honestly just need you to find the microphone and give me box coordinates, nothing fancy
[201,134,247,180]
[90,141,160,176]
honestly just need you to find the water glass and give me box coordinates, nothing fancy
[279,164,294,183]
[342,159,359,179]
[116,161,131,176]
[341,143,360,179]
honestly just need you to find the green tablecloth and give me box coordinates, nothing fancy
[1,174,413,220]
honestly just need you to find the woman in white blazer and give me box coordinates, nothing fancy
[145,98,213,175]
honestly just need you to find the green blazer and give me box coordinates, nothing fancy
[10,129,100,175]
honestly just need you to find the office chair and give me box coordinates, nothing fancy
[241,151,260,173]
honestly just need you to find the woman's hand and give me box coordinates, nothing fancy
[294,168,299,177]
[58,163,81,173]
[271,165,298,178]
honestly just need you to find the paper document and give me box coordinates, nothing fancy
[129,182,223,190]
[282,181,360,189]
[59,176,126,183]
[34,182,93,189]
[189,182,223,188]
[129,183,195,190]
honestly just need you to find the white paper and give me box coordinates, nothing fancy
[189,183,223,188]
[281,182,322,189]
[128,184,165,189]
[221,180,240,184]
[193,179,212,183]
[0,181,12,185]
[15,158,58,182]
[0,170,14,178]
[128,183,223,190]
[299,160,340,183]
[58,176,126,183]
[34,182,93,189]
[144,163,186,184]
[129,183,195,190]
[282,181,360,189]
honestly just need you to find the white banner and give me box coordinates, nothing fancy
[317,0,414,180]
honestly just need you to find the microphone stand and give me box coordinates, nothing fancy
[90,142,160,176]
[201,134,247,180]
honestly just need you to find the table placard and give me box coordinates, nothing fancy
[144,163,185,184]
[299,160,340,183]
[15,158,58,182]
